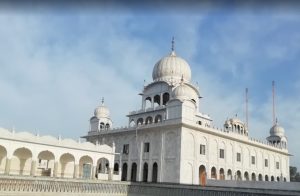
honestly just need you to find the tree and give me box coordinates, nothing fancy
[290,166,300,182]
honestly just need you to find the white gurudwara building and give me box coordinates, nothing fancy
[83,41,290,185]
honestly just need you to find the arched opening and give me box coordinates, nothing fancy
[271,176,274,181]
[219,168,225,180]
[265,175,269,181]
[59,153,75,178]
[0,145,7,174]
[154,95,160,107]
[11,147,32,176]
[284,177,286,182]
[258,174,263,181]
[277,176,280,182]
[145,97,152,109]
[244,172,249,181]
[105,123,110,130]
[199,165,206,185]
[129,119,136,127]
[37,150,55,177]
[100,122,105,130]
[131,162,137,182]
[251,173,256,181]
[236,170,242,181]
[145,116,153,125]
[152,162,158,183]
[227,169,232,180]
[79,156,93,179]
[162,93,169,105]
[211,167,217,179]
[143,162,148,182]
[97,158,110,174]
[113,163,119,175]
[121,163,128,181]
[137,118,144,125]
[154,115,162,123]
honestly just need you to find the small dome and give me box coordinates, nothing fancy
[269,122,285,137]
[152,51,192,83]
[172,83,198,102]
[94,101,110,119]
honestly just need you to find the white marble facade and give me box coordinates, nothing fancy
[83,43,290,184]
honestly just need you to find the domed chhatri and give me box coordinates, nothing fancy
[152,51,192,83]
[152,38,191,83]
[172,82,199,103]
[94,98,110,119]
[270,122,285,137]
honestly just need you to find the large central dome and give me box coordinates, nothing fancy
[152,51,192,83]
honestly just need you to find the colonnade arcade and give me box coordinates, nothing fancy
[0,144,114,179]
[198,165,287,185]
[120,161,158,183]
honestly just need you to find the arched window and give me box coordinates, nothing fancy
[154,95,160,107]
[152,162,158,183]
[145,97,152,109]
[131,162,137,182]
[145,116,153,125]
[258,174,263,181]
[211,167,217,179]
[251,173,256,181]
[236,170,242,181]
[100,122,105,130]
[129,119,136,127]
[121,163,128,181]
[284,177,286,182]
[277,176,280,182]
[244,172,249,181]
[219,168,225,180]
[137,118,143,125]
[162,93,169,105]
[143,162,148,182]
[154,115,162,123]
[113,163,119,175]
[105,123,110,130]
[227,169,232,180]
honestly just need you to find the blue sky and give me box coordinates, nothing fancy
[0,1,300,168]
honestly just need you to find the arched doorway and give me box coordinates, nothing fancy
[258,174,263,181]
[11,147,32,176]
[244,172,249,181]
[131,162,137,182]
[97,158,110,174]
[152,162,158,183]
[59,153,75,178]
[219,168,225,180]
[236,170,242,180]
[271,176,274,181]
[37,150,55,177]
[199,165,206,185]
[121,163,128,181]
[277,176,280,182]
[143,162,148,182]
[79,155,93,179]
[0,145,7,174]
[265,175,269,181]
[211,167,217,179]
[113,163,119,175]
[251,173,256,181]
[227,169,232,180]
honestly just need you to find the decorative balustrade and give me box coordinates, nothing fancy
[0,176,128,194]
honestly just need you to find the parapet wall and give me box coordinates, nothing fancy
[0,176,299,196]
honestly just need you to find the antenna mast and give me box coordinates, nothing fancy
[245,88,249,129]
[272,81,276,125]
